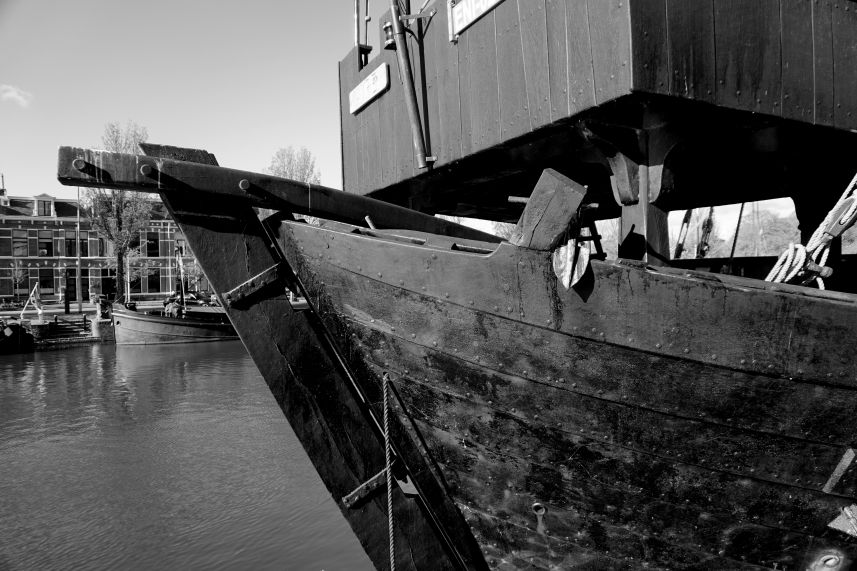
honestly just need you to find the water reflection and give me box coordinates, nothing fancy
[0,342,371,570]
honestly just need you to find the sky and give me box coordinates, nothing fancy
[0,0,795,242]
[0,0,389,200]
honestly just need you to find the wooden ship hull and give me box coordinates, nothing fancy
[111,306,238,345]
[272,217,857,570]
[55,0,857,568]
[56,145,857,570]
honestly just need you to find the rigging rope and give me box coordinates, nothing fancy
[766,172,857,289]
[382,372,395,571]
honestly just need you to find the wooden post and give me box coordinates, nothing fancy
[584,122,676,265]
[618,183,669,264]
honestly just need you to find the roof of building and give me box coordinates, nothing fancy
[2,194,168,220]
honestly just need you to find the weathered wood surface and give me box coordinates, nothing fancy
[56,147,499,242]
[341,0,857,218]
[277,218,857,569]
[57,146,489,571]
[509,169,586,250]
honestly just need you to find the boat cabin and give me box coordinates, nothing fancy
[339,0,857,287]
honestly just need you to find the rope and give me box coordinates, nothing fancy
[382,372,395,571]
[766,172,857,289]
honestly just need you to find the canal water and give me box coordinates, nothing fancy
[0,341,373,571]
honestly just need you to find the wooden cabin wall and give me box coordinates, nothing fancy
[633,0,857,127]
[340,0,857,198]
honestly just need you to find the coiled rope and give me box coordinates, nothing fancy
[766,172,857,289]
[382,372,395,571]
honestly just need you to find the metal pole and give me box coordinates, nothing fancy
[390,0,429,169]
[76,187,83,313]
[729,203,746,260]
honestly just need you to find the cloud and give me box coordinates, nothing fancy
[0,85,33,108]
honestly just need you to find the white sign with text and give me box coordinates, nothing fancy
[349,63,389,114]
[450,0,506,39]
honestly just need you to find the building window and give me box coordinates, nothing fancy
[147,268,161,293]
[78,231,88,257]
[38,231,53,257]
[65,230,77,257]
[0,230,10,256]
[12,230,26,257]
[37,200,51,216]
[96,238,105,257]
[38,269,54,294]
[146,232,159,257]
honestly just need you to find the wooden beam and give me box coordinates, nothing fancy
[582,122,676,264]
[56,146,500,243]
[509,168,587,250]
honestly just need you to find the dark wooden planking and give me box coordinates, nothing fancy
[451,487,767,570]
[545,0,569,120]
[282,221,832,567]
[509,168,585,250]
[587,0,633,105]
[338,314,857,569]
[376,10,397,186]
[457,29,474,157]
[565,0,596,115]
[355,69,370,195]
[392,48,416,183]
[781,0,815,122]
[495,0,530,140]
[404,403,847,566]
[355,62,383,194]
[518,0,551,130]
[277,220,857,403]
[434,6,462,166]
[666,0,716,103]
[832,0,857,130]
[377,53,398,187]
[630,0,669,94]
[714,0,782,116]
[813,0,835,126]
[356,326,850,495]
[466,11,501,153]
[335,280,857,496]
[339,51,360,192]
[415,420,846,570]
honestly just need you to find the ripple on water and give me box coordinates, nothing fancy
[0,341,371,570]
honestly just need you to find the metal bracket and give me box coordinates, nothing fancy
[342,468,388,509]
[341,467,419,509]
[400,9,435,21]
[829,504,857,538]
[223,262,286,307]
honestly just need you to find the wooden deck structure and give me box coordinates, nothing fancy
[340,0,857,260]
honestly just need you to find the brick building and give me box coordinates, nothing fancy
[0,188,207,303]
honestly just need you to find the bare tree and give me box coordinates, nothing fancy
[84,121,155,303]
[267,146,321,184]
[264,146,322,223]
[11,259,26,300]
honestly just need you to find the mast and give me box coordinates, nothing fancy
[176,245,185,307]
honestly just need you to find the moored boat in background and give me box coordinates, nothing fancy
[111,304,237,346]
